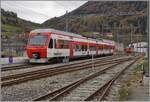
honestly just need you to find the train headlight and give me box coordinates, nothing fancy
[33,53,39,59]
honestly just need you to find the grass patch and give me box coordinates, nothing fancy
[117,57,147,101]
[133,57,148,74]
[118,86,129,101]
[2,24,21,37]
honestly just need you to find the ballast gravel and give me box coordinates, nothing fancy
[2,63,114,101]
[2,56,133,101]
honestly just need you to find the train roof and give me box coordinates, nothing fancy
[30,28,115,45]
[30,28,83,38]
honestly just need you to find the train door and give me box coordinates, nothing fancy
[87,43,89,55]
[69,42,74,58]
[96,45,98,55]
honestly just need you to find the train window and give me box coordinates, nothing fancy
[89,46,96,51]
[75,44,81,51]
[75,45,79,51]
[82,45,87,51]
[75,45,77,51]
[49,39,53,48]
[82,45,84,51]
[85,45,87,51]
[58,39,69,49]
[93,46,96,50]
[79,45,81,51]
[53,39,56,48]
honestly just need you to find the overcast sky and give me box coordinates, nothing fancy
[1,1,87,24]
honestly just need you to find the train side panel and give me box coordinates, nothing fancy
[27,29,116,63]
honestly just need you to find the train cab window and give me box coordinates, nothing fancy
[49,39,53,48]
[29,35,48,46]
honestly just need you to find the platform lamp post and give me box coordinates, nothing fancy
[8,39,13,64]
[146,17,149,77]
[64,10,69,63]
[130,24,135,56]
[92,33,96,69]
[92,49,94,69]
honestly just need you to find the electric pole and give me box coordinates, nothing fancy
[131,24,132,44]
[130,24,133,47]
[66,10,68,32]
[113,22,118,42]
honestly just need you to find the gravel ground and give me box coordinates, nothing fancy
[89,60,134,101]
[105,59,141,101]
[1,55,133,101]
[2,63,115,101]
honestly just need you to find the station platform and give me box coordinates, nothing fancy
[128,76,149,101]
[1,57,28,66]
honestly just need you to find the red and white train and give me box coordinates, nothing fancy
[26,29,116,63]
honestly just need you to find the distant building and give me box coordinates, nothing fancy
[115,42,124,52]
[1,36,26,57]
[99,32,113,37]
[129,42,148,57]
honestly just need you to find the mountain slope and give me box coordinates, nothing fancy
[70,1,147,15]
[1,8,41,38]
[1,1,148,45]
[42,1,148,43]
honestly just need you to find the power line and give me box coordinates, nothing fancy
[54,1,69,32]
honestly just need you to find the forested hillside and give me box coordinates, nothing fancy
[42,1,148,44]
[1,1,148,45]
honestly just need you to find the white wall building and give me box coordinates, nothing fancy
[129,42,148,57]
[115,42,124,51]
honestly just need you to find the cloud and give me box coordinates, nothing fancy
[1,1,87,24]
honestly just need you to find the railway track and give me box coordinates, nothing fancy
[2,56,133,87]
[33,55,142,101]
[1,64,40,71]
[1,55,123,72]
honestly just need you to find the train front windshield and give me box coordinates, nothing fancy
[29,35,48,46]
